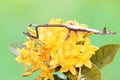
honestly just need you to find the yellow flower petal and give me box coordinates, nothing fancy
[22,70,32,77]
[16,19,99,80]
[69,66,76,75]
[84,60,92,68]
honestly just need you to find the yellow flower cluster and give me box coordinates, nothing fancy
[16,19,99,80]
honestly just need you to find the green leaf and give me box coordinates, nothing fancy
[9,42,25,56]
[53,74,67,80]
[91,44,120,69]
[64,63,101,80]
[53,72,67,80]
[64,71,77,80]
[82,63,101,80]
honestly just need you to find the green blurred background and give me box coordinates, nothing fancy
[0,0,120,80]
